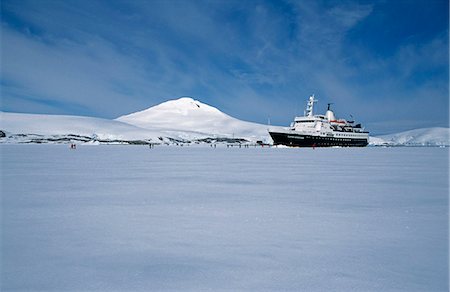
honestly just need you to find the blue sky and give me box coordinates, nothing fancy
[1,0,448,134]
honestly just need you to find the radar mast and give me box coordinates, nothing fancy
[305,95,317,117]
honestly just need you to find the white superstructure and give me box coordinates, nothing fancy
[269,95,369,147]
[291,95,368,139]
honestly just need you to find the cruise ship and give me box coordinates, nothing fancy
[268,95,369,147]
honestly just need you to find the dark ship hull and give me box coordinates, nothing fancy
[269,131,369,147]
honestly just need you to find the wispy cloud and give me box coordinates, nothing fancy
[2,25,158,117]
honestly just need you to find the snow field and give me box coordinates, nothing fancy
[1,145,448,291]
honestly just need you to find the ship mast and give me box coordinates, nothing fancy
[305,94,317,117]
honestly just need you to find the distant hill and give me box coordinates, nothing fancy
[0,112,171,144]
[369,127,449,146]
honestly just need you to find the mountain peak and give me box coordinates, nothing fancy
[157,97,204,111]
[119,97,221,120]
[174,96,198,104]
[115,97,227,131]
[115,97,269,139]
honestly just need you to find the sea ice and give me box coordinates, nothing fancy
[1,145,448,291]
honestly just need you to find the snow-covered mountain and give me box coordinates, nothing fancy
[369,127,449,146]
[0,97,273,144]
[116,97,271,141]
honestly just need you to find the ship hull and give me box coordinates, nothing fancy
[269,131,368,147]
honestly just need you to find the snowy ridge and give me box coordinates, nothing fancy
[116,97,270,141]
[0,112,172,144]
[369,127,450,146]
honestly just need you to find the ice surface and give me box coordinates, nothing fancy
[1,145,448,291]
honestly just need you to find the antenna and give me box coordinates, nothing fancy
[305,94,317,117]
[327,103,334,111]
